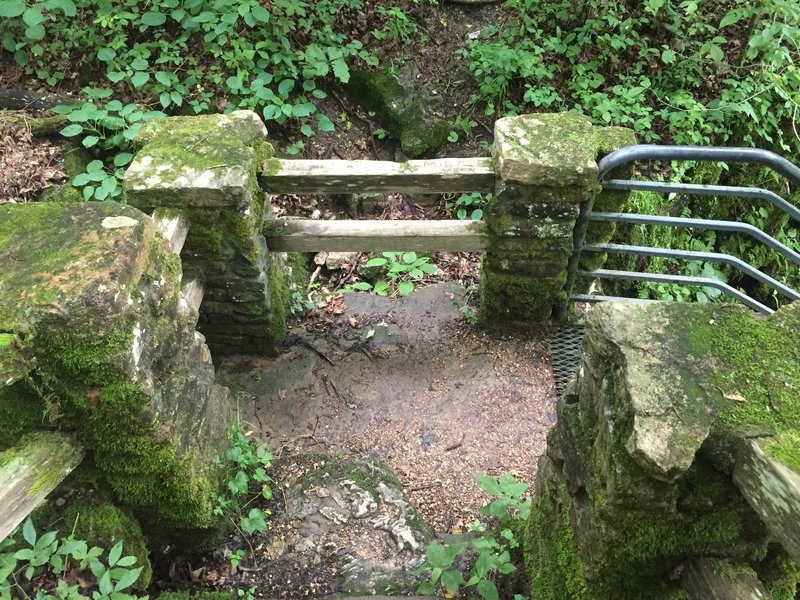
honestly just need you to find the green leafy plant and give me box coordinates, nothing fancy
[446,192,491,221]
[355,252,437,297]
[414,473,530,600]
[461,0,800,153]
[1,518,146,600]
[213,424,274,537]
[52,90,165,201]
[0,0,406,139]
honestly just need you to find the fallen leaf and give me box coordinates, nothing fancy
[314,251,328,265]
[723,392,746,403]
[347,316,358,328]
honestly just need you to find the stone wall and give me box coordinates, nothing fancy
[123,110,292,356]
[525,301,800,599]
[481,113,635,324]
[0,201,231,529]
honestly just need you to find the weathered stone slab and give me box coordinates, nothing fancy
[586,303,713,483]
[125,111,268,210]
[153,208,188,254]
[681,558,769,600]
[0,203,152,333]
[0,431,83,541]
[492,113,599,187]
[733,437,800,563]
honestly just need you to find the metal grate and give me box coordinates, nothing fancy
[548,322,585,397]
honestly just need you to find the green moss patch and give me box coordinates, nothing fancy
[63,500,153,588]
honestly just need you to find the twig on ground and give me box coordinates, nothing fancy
[444,433,466,452]
[304,340,334,365]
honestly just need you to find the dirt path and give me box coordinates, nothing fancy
[218,283,558,533]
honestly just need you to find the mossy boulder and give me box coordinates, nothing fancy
[0,202,231,529]
[525,301,800,598]
[347,63,452,157]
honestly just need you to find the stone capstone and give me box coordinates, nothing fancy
[123,110,292,356]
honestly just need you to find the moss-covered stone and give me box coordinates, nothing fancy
[479,266,566,323]
[0,201,229,529]
[346,65,452,157]
[525,301,800,598]
[62,500,152,588]
[38,184,83,203]
[0,111,68,137]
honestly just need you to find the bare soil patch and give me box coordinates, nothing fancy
[219,283,557,534]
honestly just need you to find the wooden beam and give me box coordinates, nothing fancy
[264,219,490,252]
[261,157,496,194]
[0,431,83,541]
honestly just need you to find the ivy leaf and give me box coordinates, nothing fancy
[24,23,45,40]
[97,48,116,62]
[316,114,334,132]
[22,6,44,26]
[43,0,76,16]
[300,123,313,137]
[250,4,269,22]
[107,71,126,83]
[476,579,499,600]
[130,71,150,88]
[113,152,133,167]
[397,281,414,296]
[331,58,349,83]
[82,135,100,148]
[661,49,676,64]
[474,474,503,496]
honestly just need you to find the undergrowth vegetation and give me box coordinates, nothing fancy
[458,0,799,307]
[1,519,146,600]
[463,0,800,152]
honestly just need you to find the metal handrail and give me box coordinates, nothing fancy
[597,145,800,186]
[584,243,800,303]
[564,145,800,316]
[579,269,774,315]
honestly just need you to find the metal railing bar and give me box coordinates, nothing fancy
[588,212,800,267]
[601,180,800,222]
[570,294,660,304]
[577,269,774,315]
[584,243,800,302]
[598,145,800,186]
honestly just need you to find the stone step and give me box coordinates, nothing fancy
[152,208,188,254]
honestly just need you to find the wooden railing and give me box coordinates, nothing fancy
[262,157,495,253]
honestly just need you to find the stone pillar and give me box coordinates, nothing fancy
[481,113,635,323]
[124,110,290,355]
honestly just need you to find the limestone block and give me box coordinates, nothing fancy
[585,303,713,483]
[681,558,769,600]
[152,208,188,254]
[492,113,599,187]
[733,437,800,563]
[124,111,268,210]
[0,201,232,529]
